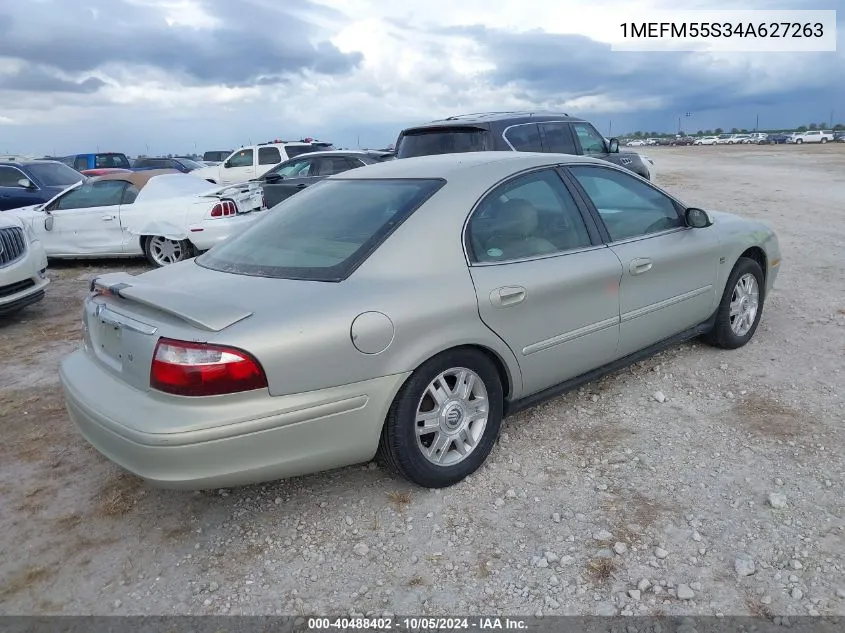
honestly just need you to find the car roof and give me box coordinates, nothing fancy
[336,151,607,180]
[281,149,391,159]
[94,169,180,188]
[402,111,584,131]
[0,158,63,167]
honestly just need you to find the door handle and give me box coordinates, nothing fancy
[490,286,526,308]
[629,258,652,275]
[101,215,116,221]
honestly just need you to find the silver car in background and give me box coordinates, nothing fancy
[60,152,781,490]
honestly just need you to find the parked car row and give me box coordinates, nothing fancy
[627,130,843,147]
[2,112,661,293]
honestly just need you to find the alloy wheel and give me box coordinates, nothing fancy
[414,367,489,467]
[729,273,759,337]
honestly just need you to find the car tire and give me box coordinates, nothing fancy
[144,235,195,267]
[377,348,504,488]
[703,257,765,350]
[821,138,828,144]
[796,138,803,144]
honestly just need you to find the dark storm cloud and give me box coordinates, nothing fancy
[440,25,843,115]
[0,0,361,90]
[0,68,106,93]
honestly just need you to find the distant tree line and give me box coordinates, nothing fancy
[622,122,843,138]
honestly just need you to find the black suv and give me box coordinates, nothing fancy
[395,111,651,180]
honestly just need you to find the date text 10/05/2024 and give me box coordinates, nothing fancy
[620,22,824,38]
[308,617,528,630]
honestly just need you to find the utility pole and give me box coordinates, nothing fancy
[609,120,613,137]
[679,112,691,135]
[755,113,759,131]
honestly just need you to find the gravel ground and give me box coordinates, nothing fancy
[1,144,844,617]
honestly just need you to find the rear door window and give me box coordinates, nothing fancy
[396,127,490,158]
[316,157,354,176]
[504,124,543,151]
[258,146,282,165]
[74,156,89,171]
[539,123,578,154]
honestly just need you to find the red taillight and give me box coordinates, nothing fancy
[210,199,237,217]
[150,338,267,396]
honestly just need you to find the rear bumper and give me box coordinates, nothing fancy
[59,349,409,489]
[187,213,262,251]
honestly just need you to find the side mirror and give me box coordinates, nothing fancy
[17,178,35,189]
[686,207,712,228]
[608,138,620,153]
[223,160,232,168]
[44,215,54,231]
[264,173,283,183]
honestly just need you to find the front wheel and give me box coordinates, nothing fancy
[703,257,765,349]
[796,138,803,144]
[144,236,194,267]
[377,348,504,488]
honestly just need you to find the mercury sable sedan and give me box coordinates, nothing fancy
[60,152,781,489]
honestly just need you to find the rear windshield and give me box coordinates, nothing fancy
[396,127,490,158]
[176,158,204,170]
[197,178,444,281]
[203,151,231,162]
[95,153,131,169]
[26,162,85,187]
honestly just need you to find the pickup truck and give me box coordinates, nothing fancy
[191,142,325,185]
[793,130,834,144]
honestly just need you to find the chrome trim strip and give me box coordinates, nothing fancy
[470,243,608,267]
[523,315,620,356]
[607,226,689,246]
[621,285,713,323]
[95,304,158,335]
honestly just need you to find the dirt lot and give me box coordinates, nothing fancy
[1,144,844,617]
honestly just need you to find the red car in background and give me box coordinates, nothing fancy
[80,167,132,177]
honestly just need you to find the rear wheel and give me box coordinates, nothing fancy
[796,138,803,144]
[821,138,828,144]
[144,236,194,267]
[703,257,765,349]
[377,348,503,488]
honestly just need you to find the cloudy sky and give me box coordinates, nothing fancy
[0,0,842,155]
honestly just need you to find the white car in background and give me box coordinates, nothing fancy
[192,142,318,185]
[6,170,265,267]
[744,133,768,144]
[693,136,718,145]
[714,134,734,144]
[626,139,647,147]
[0,212,49,315]
[792,130,834,144]
[727,134,751,144]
